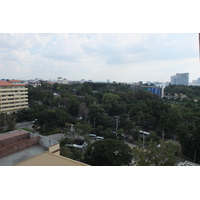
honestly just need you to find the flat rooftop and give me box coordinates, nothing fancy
[0,145,47,166]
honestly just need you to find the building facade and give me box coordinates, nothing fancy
[142,86,164,98]
[0,130,89,166]
[0,80,28,113]
[171,73,189,86]
[57,77,68,84]
[131,84,164,98]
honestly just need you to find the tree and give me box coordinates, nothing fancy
[133,140,179,166]
[102,93,120,116]
[67,95,80,117]
[0,113,6,133]
[60,145,73,158]
[6,114,16,131]
[88,104,115,130]
[123,118,135,136]
[75,122,92,137]
[84,139,133,166]
[145,131,161,143]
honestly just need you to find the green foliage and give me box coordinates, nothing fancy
[0,113,6,132]
[24,82,200,163]
[40,128,60,136]
[0,113,16,132]
[60,146,73,158]
[75,122,92,136]
[102,93,120,116]
[84,139,133,166]
[146,131,161,143]
[20,128,35,133]
[165,85,200,99]
[133,140,179,166]
[67,95,80,117]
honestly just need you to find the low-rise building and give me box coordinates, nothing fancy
[0,130,89,166]
[65,138,87,152]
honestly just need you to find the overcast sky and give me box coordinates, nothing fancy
[0,33,199,83]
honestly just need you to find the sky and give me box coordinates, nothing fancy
[0,33,199,83]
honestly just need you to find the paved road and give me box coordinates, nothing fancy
[124,141,138,149]
[16,121,34,130]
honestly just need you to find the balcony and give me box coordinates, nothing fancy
[0,106,28,112]
[0,87,27,92]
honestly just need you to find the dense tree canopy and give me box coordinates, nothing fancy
[9,81,200,164]
[83,139,133,166]
[133,140,179,166]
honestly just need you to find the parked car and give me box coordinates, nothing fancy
[96,136,104,141]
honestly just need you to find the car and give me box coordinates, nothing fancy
[96,136,104,141]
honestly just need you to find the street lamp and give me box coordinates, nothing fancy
[93,118,96,128]
[116,118,118,132]
[162,130,164,140]
[143,133,145,149]
[194,149,196,163]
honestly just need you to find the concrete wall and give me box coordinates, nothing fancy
[38,135,58,148]
[0,136,39,159]
[30,132,58,148]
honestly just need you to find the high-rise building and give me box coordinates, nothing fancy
[170,73,189,86]
[0,80,28,113]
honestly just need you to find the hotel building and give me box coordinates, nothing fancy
[0,80,28,113]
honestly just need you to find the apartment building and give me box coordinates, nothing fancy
[0,80,28,113]
[57,77,68,84]
[171,73,189,86]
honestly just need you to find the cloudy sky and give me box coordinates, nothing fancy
[0,33,199,83]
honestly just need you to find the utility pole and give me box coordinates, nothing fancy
[93,118,96,128]
[116,118,118,132]
[194,149,196,163]
[143,133,145,149]
[162,130,164,140]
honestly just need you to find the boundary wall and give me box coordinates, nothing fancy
[0,136,39,158]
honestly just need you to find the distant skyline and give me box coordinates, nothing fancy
[0,33,199,83]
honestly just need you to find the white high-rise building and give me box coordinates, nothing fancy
[171,73,189,86]
[57,77,68,84]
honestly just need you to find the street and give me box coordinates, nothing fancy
[16,121,34,130]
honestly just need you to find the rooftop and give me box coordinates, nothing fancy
[0,80,26,86]
[8,80,22,83]
[0,145,47,166]
[0,80,14,86]
[15,151,89,166]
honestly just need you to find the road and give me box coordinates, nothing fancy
[124,141,138,149]
[16,121,34,130]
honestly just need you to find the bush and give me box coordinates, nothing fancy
[20,128,35,133]
[40,129,60,136]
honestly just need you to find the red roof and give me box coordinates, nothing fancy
[8,80,22,83]
[0,80,27,86]
[0,80,13,86]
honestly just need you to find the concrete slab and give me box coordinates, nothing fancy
[0,145,48,166]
